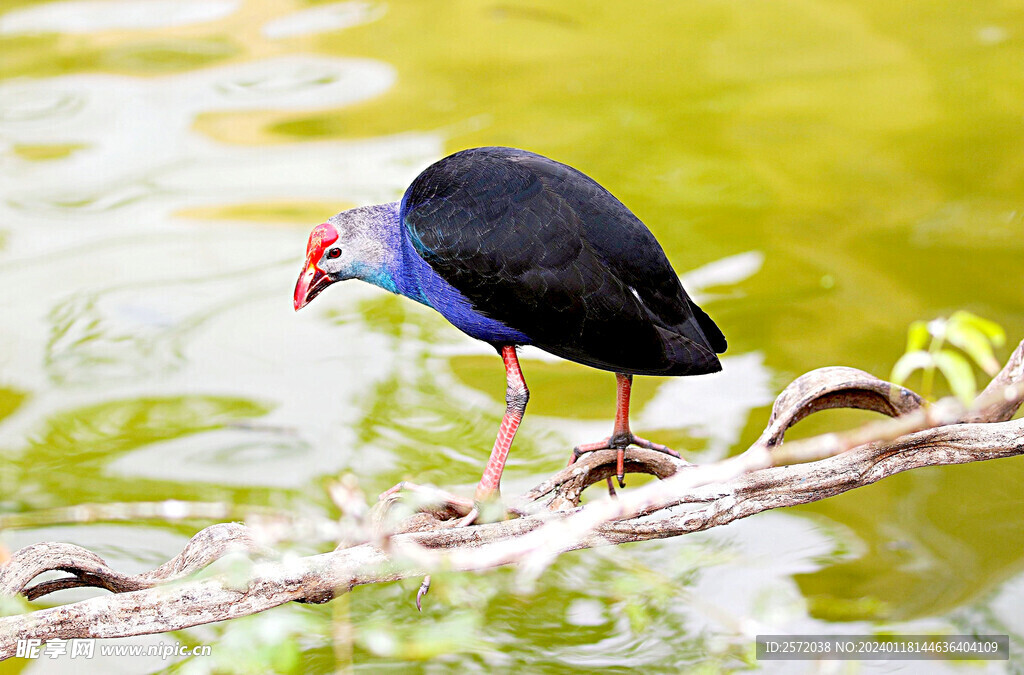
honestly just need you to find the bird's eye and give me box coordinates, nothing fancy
[327,247,342,259]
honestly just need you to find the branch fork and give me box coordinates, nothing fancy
[1,340,1021,659]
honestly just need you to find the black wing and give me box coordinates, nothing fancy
[401,147,726,376]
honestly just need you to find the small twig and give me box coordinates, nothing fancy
[0,338,1019,659]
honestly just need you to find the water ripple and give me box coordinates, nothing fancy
[0,0,241,35]
[262,1,387,40]
[0,88,85,124]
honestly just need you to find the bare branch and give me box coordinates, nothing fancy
[0,338,1020,659]
[754,366,924,450]
[960,338,1024,423]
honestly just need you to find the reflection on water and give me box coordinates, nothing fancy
[0,55,411,222]
[638,351,773,457]
[912,200,1024,251]
[109,426,313,487]
[44,260,283,385]
[0,0,1022,671]
[0,0,241,35]
[261,1,387,40]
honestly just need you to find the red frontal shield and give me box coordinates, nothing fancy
[293,223,339,310]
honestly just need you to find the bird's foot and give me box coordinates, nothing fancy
[569,434,681,489]
[377,481,477,523]
[376,482,511,611]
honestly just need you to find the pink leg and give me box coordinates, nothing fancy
[395,355,526,614]
[475,345,529,501]
[569,373,680,488]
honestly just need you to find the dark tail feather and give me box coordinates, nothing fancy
[656,326,722,376]
[690,301,727,353]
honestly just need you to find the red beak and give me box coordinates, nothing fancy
[293,260,331,311]
[293,223,339,311]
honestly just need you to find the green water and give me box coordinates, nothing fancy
[0,0,1022,672]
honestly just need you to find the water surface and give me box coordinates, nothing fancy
[0,0,1022,672]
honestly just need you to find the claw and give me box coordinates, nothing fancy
[410,507,477,612]
[456,507,479,527]
[606,476,617,499]
[377,481,475,520]
[375,484,482,612]
[569,440,606,466]
[379,481,407,501]
[570,372,682,490]
[416,575,431,612]
[632,436,681,458]
[571,433,680,488]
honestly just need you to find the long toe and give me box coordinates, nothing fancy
[569,437,613,465]
[569,433,683,487]
[571,434,680,460]
[628,434,681,458]
[376,481,476,524]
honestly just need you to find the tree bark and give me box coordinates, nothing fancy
[0,340,1021,660]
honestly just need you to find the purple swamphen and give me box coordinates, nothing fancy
[294,147,726,501]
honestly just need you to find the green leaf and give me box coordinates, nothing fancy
[890,350,932,385]
[906,321,930,353]
[950,311,1006,347]
[933,349,977,404]
[945,320,1000,375]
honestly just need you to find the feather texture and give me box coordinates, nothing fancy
[400,147,726,376]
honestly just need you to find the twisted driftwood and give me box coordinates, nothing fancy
[0,339,1021,659]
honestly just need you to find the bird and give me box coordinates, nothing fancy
[294,146,726,502]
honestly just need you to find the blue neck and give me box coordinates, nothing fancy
[360,202,433,303]
[358,202,531,345]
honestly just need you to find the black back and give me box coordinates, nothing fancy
[401,147,726,376]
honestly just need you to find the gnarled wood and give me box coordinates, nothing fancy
[754,366,924,449]
[0,339,1021,660]
[7,524,271,601]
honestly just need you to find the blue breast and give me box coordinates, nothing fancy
[389,233,532,346]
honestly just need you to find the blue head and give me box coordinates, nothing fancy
[294,200,532,345]
[293,203,401,310]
